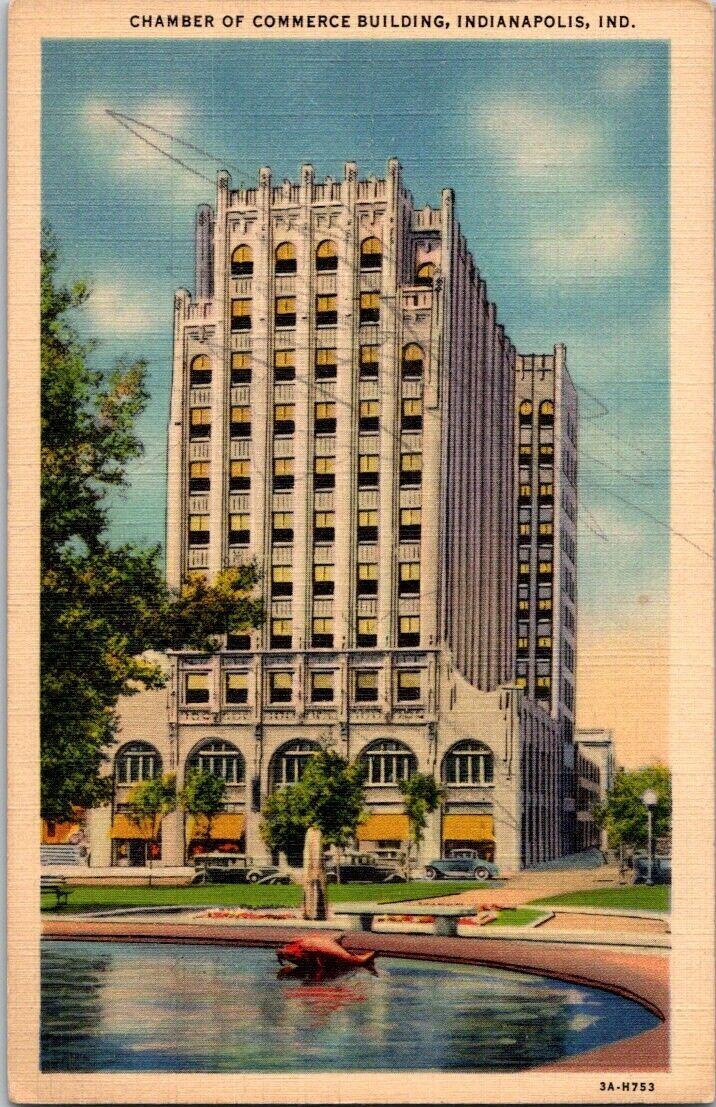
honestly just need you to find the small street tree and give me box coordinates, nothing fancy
[595,764,671,855]
[179,769,227,849]
[400,773,442,879]
[127,773,177,883]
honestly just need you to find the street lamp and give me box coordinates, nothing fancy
[641,788,658,885]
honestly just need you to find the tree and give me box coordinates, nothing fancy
[40,228,263,821]
[595,764,672,853]
[127,773,177,881]
[180,769,227,847]
[400,773,442,879]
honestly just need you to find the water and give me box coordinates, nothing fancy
[41,940,659,1072]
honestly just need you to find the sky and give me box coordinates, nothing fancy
[42,39,671,764]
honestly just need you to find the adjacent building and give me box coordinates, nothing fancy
[575,728,616,851]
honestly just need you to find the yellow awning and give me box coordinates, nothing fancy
[187,813,245,841]
[110,814,156,840]
[41,820,81,845]
[442,814,494,840]
[357,814,409,841]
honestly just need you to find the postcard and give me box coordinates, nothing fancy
[7,0,715,1101]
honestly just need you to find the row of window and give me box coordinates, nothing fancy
[188,397,423,441]
[231,291,383,331]
[229,237,437,284]
[519,399,554,425]
[269,561,420,598]
[187,508,423,547]
[189,452,423,496]
[185,666,424,708]
[266,613,421,650]
[189,344,426,388]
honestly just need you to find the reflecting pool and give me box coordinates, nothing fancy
[41,940,659,1072]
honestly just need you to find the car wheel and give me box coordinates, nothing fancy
[425,866,439,880]
[246,871,261,884]
[474,866,490,880]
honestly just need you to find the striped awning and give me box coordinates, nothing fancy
[357,814,409,841]
[187,813,246,841]
[110,814,156,840]
[442,814,494,841]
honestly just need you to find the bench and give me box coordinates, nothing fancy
[333,902,478,938]
[41,875,72,907]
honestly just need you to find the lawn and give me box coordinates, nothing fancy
[529,885,670,912]
[485,908,546,927]
[41,880,484,913]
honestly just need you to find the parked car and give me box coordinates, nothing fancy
[325,853,406,884]
[193,852,291,885]
[424,849,500,881]
[632,855,671,885]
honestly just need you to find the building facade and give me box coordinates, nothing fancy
[575,729,616,851]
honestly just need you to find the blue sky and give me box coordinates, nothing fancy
[42,39,669,626]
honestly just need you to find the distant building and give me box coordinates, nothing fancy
[575,729,616,850]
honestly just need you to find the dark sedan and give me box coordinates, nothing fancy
[424,850,500,881]
[325,855,406,883]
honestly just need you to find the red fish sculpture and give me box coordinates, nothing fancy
[276,934,377,982]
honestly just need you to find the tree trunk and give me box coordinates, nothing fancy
[302,826,327,921]
[335,843,342,885]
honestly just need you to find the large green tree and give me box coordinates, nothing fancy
[41,228,263,820]
[595,764,672,851]
[179,769,227,846]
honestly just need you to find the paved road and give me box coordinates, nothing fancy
[416,862,626,909]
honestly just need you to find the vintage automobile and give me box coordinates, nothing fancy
[192,852,291,885]
[424,849,500,881]
[324,853,406,884]
[632,854,671,885]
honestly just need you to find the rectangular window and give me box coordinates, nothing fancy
[358,454,379,487]
[271,564,293,596]
[230,458,250,491]
[359,344,380,377]
[188,514,210,545]
[274,349,296,382]
[354,670,379,702]
[311,671,334,703]
[399,561,420,595]
[539,483,553,498]
[231,298,252,331]
[314,401,337,434]
[399,508,421,542]
[313,563,335,595]
[314,511,335,542]
[226,672,249,705]
[269,670,292,702]
[229,513,250,545]
[189,407,211,439]
[185,672,210,704]
[314,455,335,489]
[401,397,423,430]
[230,405,251,438]
[227,631,251,651]
[357,562,378,595]
[270,620,292,650]
[275,295,296,327]
[189,460,210,493]
[356,617,377,647]
[274,403,295,435]
[312,617,334,648]
[359,399,379,431]
[397,670,421,702]
[359,291,380,324]
[519,483,532,499]
[315,347,337,379]
[272,512,293,543]
[231,351,252,384]
[539,521,553,535]
[398,615,420,647]
[316,294,338,326]
[358,509,378,542]
[400,452,422,485]
[273,456,294,490]
[190,361,212,387]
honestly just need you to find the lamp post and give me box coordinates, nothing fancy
[641,788,658,885]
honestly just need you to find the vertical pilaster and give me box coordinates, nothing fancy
[208,172,231,579]
[166,290,189,588]
[253,167,273,647]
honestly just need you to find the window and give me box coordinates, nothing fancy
[271,740,319,786]
[399,508,421,542]
[399,561,420,595]
[188,514,209,545]
[275,242,297,274]
[358,454,379,487]
[398,615,420,647]
[311,671,334,702]
[415,261,435,286]
[357,562,378,595]
[539,399,554,426]
[185,673,210,705]
[189,460,210,493]
[397,670,421,702]
[273,456,294,490]
[313,563,334,595]
[515,661,528,689]
[400,452,422,486]
[316,239,338,271]
[359,399,379,431]
[356,617,377,647]
[227,631,251,651]
[401,397,423,430]
[224,675,249,707]
[359,291,380,324]
[272,512,293,543]
[229,513,250,545]
[538,583,552,611]
[360,236,382,271]
[316,294,338,326]
[230,405,251,438]
[274,349,295,382]
[190,353,212,387]
[519,441,532,458]
[231,244,253,277]
[354,670,379,702]
[274,403,295,435]
[314,455,335,489]
[358,509,378,542]
[361,740,416,785]
[517,583,529,612]
[314,510,335,542]
[116,742,161,784]
[270,619,292,649]
[312,617,334,648]
[189,740,245,785]
[190,407,211,439]
[315,401,337,434]
[315,347,337,379]
[230,459,250,491]
[231,298,252,331]
[539,521,553,536]
[231,351,252,385]
[540,482,553,499]
[443,740,494,785]
[275,296,296,328]
[360,344,380,377]
[519,400,533,423]
[271,565,293,596]
[269,670,292,703]
[402,343,424,378]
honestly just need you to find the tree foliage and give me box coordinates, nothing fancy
[595,764,672,850]
[127,773,177,847]
[179,769,227,841]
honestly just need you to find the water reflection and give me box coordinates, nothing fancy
[41,941,659,1072]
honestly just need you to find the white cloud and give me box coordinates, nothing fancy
[81,279,160,334]
[526,195,648,277]
[474,96,601,177]
[601,59,655,95]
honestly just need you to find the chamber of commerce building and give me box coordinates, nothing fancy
[54,160,585,872]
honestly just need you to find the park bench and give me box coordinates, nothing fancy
[41,875,73,907]
[333,902,478,937]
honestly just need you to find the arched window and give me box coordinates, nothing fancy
[187,740,245,785]
[519,400,533,423]
[189,353,212,387]
[271,740,320,787]
[231,245,253,277]
[539,399,554,427]
[115,742,161,786]
[360,236,382,271]
[275,242,297,274]
[443,740,494,786]
[315,240,338,272]
[401,343,424,379]
[415,262,436,286]
[361,740,417,786]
